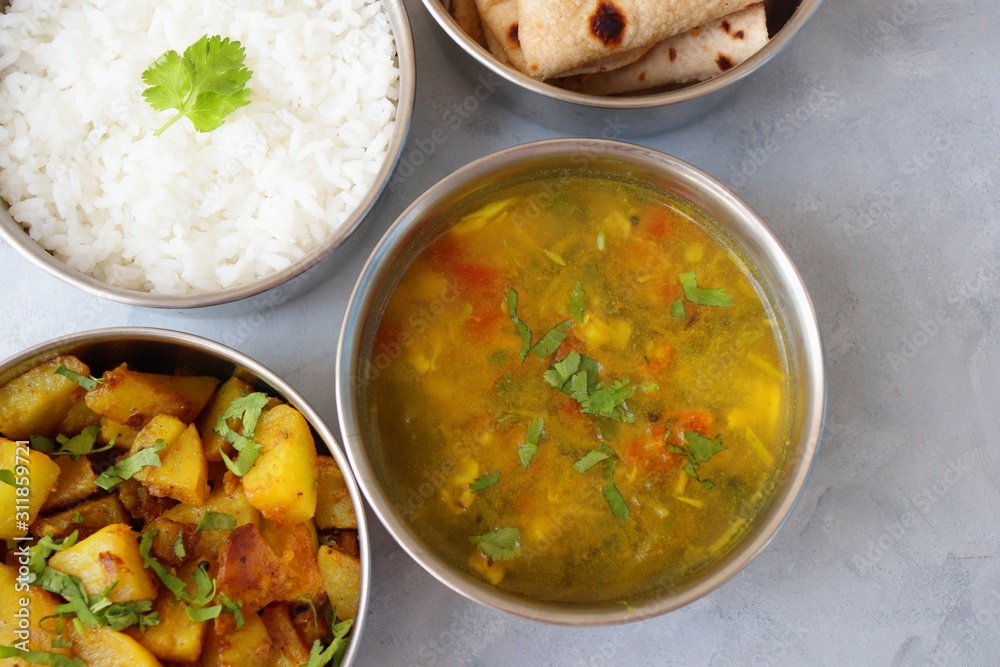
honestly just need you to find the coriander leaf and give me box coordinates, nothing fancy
[469,527,521,561]
[30,426,112,460]
[469,470,500,493]
[303,618,354,667]
[0,469,14,487]
[215,392,269,477]
[568,370,591,405]
[186,604,223,623]
[504,286,533,361]
[219,593,244,630]
[94,440,167,491]
[0,647,85,666]
[296,597,320,634]
[190,563,217,606]
[574,448,610,473]
[72,511,84,525]
[602,481,630,520]
[53,365,101,390]
[529,320,571,359]
[669,298,686,319]
[684,431,726,462]
[172,532,186,560]
[543,351,580,390]
[195,511,237,532]
[96,600,159,632]
[142,35,253,136]
[517,417,544,468]
[568,282,586,321]
[584,380,635,422]
[139,530,190,601]
[36,568,97,627]
[679,270,733,308]
[30,434,57,453]
[701,479,716,490]
[50,637,73,650]
[28,532,79,578]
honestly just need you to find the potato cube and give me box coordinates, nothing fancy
[127,590,207,662]
[0,437,60,540]
[0,564,73,659]
[47,523,158,602]
[242,405,318,525]
[31,494,129,541]
[0,355,89,440]
[100,418,139,450]
[131,415,209,507]
[260,603,312,665]
[317,545,362,620]
[202,609,271,667]
[85,363,219,430]
[196,376,255,463]
[41,454,98,512]
[56,395,102,437]
[162,478,261,528]
[315,456,357,530]
[69,623,162,667]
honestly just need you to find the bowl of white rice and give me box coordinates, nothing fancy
[0,0,414,307]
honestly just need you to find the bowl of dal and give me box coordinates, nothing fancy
[0,0,414,308]
[337,138,824,624]
[421,0,823,135]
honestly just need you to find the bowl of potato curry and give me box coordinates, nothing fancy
[0,328,367,666]
[338,138,824,624]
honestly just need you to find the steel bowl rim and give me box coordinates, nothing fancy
[419,0,824,110]
[0,326,372,663]
[0,0,416,309]
[336,137,825,625]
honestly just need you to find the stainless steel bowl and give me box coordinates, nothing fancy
[0,327,372,664]
[421,0,823,136]
[337,138,825,624]
[0,0,415,309]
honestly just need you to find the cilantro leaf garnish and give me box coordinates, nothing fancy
[575,445,629,519]
[173,532,186,559]
[28,532,79,578]
[602,481,630,520]
[31,425,112,460]
[470,527,521,561]
[195,511,237,532]
[139,529,190,601]
[142,35,253,136]
[303,618,354,667]
[504,286,533,361]
[468,470,500,493]
[583,380,635,422]
[215,392,269,476]
[518,418,544,468]
[219,593,245,630]
[679,270,733,307]
[545,353,632,421]
[54,365,102,391]
[568,282,586,321]
[669,298,686,319]
[72,511,84,525]
[529,320,571,359]
[0,469,14,487]
[94,440,167,491]
[573,445,614,473]
[668,431,726,489]
[0,647,85,666]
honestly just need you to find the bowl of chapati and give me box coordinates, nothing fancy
[423,0,823,136]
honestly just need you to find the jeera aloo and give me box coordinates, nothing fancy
[366,174,791,602]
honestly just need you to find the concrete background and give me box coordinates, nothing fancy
[2,0,998,664]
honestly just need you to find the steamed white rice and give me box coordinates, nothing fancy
[0,0,399,294]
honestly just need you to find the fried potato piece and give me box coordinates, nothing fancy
[69,623,164,667]
[48,523,159,602]
[131,415,210,507]
[242,405,318,526]
[31,494,129,541]
[0,564,74,660]
[0,355,89,440]
[317,545,361,620]
[85,363,219,430]
[196,376,255,463]
[118,477,177,523]
[315,456,357,530]
[261,603,313,666]
[41,454,99,512]
[127,590,207,663]
[202,610,271,667]
[0,437,60,540]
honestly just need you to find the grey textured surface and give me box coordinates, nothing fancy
[2,0,999,664]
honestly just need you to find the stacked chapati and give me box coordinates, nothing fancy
[450,0,769,94]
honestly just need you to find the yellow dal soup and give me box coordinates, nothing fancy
[365,173,790,603]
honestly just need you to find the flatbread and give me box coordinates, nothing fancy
[451,0,487,48]
[517,0,758,80]
[571,3,769,95]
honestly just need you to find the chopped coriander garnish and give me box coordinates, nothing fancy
[71,511,84,525]
[504,286,533,361]
[142,35,253,136]
[195,511,237,532]
[529,320,571,359]
[545,352,633,422]
[668,431,726,489]
[679,270,733,307]
[172,532,186,559]
[215,392,269,477]
[470,527,521,561]
[53,365,101,391]
[28,532,79,577]
[296,597,320,634]
[219,593,244,629]
[0,647,85,666]
[584,380,635,422]
[602,480,629,519]
[94,440,167,491]
[575,445,629,519]
[303,618,354,667]
[669,298,686,319]
[468,470,500,493]
[568,282,586,321]
[139,529,190,600]
[518,418,544,468]
[31,425,112,460]
[185,604,223,623]
[573,445,614,473]
[0,469,14,487]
